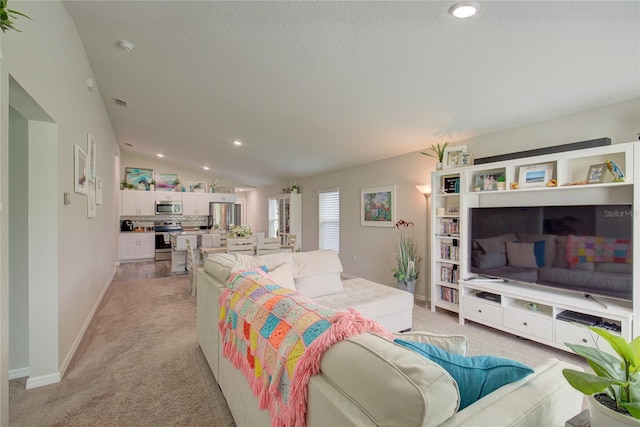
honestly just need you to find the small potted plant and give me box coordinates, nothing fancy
[120,179,135,190]
[149,179,156,191]
[496,174,507,190]
[420,141,449,170]
[172,178,181,192]
[562,326,640,426]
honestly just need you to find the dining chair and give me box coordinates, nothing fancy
[280,233,297,252]
[201,234,214,248]
[256,237,281,256]
[227,237,254,255]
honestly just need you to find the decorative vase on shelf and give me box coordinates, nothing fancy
[436,162,443,171]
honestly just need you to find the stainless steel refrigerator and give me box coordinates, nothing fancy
[208,202,238,232]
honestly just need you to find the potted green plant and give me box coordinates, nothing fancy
[496,174,506,190]
[392,220,421,295]
[120,179,135,190]
[0,0,31,33]
[172,178,181,192]
[149,179,156,191]
[420,141,449,171]
[562,326,640,426]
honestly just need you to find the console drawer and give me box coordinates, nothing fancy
[504,308,552,341]
[463,297,502,326]
[555,320,615,355]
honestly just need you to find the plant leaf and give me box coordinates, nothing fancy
[589,327,639,369]
[562,369,628,394]
[565,342,624,379]
[621,401,640,419]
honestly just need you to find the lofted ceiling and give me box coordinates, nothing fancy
[62,1,640,187]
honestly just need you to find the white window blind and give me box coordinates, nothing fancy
[319,189,339,252]
[268,198,278,238]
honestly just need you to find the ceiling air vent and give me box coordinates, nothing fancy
[113,97,128,108]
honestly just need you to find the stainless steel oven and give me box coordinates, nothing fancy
[155,200,182,215]
[154,221,181,260]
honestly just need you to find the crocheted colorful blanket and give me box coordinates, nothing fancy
[566,234,632,267]
[219,269,392,427]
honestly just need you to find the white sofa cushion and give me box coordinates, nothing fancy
[295,272,343,297]
[266,263,296,291]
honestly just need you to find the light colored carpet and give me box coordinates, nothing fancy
[9,275,235,427]
[9,275,587,426]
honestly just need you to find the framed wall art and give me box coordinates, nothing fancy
[586,163,607,184]
[460,152,473,166]
[125,167,154,189]
[74,145,88,195]
[518,163,554,188]
[361,185,396,227]
[443,145,467,169]
[88,188,96,218]
[155,173,178,191]
[96,177,103,205]
[87,134,96,183]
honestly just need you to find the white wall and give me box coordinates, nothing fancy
[0,0,119,398]
[246,98,640,302]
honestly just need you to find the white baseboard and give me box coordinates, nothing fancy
[58,266,116,379]
[8,367,29,380]
[26,372,61,389]
[414,293,426,302]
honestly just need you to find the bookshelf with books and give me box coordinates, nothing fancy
[430,171,463,313]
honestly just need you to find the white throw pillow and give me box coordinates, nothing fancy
[267,263,296,291]
[295,272,343,298]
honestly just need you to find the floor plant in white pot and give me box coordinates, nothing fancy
[562,326,640,426]
[392,219,420,295]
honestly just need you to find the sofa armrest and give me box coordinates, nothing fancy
[438,358,584,427]
[394,331,468,356]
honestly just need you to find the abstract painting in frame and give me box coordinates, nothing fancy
[155,173,178,191]
[126,167,154,189]
[74,145,88,195]
[361,185,396,227]
[87,134,96,183]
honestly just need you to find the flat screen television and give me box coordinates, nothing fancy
[469,205,633,301]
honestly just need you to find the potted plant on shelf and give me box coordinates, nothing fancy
[496,174,507,190]
[562,326,640,426]
[392,219,421,295]
[149,179,156,191]
[420,141,449,171]
[0,0,31,33]
[120,180,135,190]
[172,178,181,192]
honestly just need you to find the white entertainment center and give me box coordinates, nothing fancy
[430,140,639,353]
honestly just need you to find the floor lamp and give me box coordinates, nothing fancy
[415,185,431,307]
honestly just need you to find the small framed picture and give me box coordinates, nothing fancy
[74,145,88,195]
[446,204,460,215]
[361,185,396,227]
[443,145,467,169]
[460,152,473,166]
[518,163,554,188]
[586,163,607,184]
[442,176,460,194]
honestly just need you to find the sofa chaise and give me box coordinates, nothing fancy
[197,250,584,426]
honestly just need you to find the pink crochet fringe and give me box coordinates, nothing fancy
[220,305,392,427]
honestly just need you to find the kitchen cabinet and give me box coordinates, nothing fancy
[210,193,236,203]
[119,232,155,261]
[182,192,210,216]
[121,190,155,216]
[154,192,182,202]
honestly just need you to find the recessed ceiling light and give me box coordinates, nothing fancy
[203,166,210,170]
[233,140,243,146]
[449,2,478,19]
[157,153,164,158]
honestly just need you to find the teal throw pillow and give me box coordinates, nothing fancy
[394,338,534,410]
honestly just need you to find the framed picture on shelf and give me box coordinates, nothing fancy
[586,163,607,184]
[74,145,88,195]
[443,145,467,169]
[155,173,178,191]
[460,152,473,166]
[473,172,503,191]
[518,163,554,188]
[446,204,459,215]
[442,176,460,194]
[361,185,396,227]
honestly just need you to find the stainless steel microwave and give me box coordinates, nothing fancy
[155,200,182,215]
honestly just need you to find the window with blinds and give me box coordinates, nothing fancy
[319,189,339,252]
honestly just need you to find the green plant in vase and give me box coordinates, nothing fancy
[563,326,640,425]
[496,174,506,190]
[392,219,421,295]
[420,141,449,170]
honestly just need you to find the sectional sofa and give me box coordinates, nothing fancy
[197,250,584,426]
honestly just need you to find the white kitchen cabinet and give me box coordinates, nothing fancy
[119,232,155,261]
[121,190,155,216]
[182,192,210,216]
[154,192,182,202]
[210,193,237,203]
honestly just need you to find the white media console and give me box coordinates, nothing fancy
[430,140,639,352]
